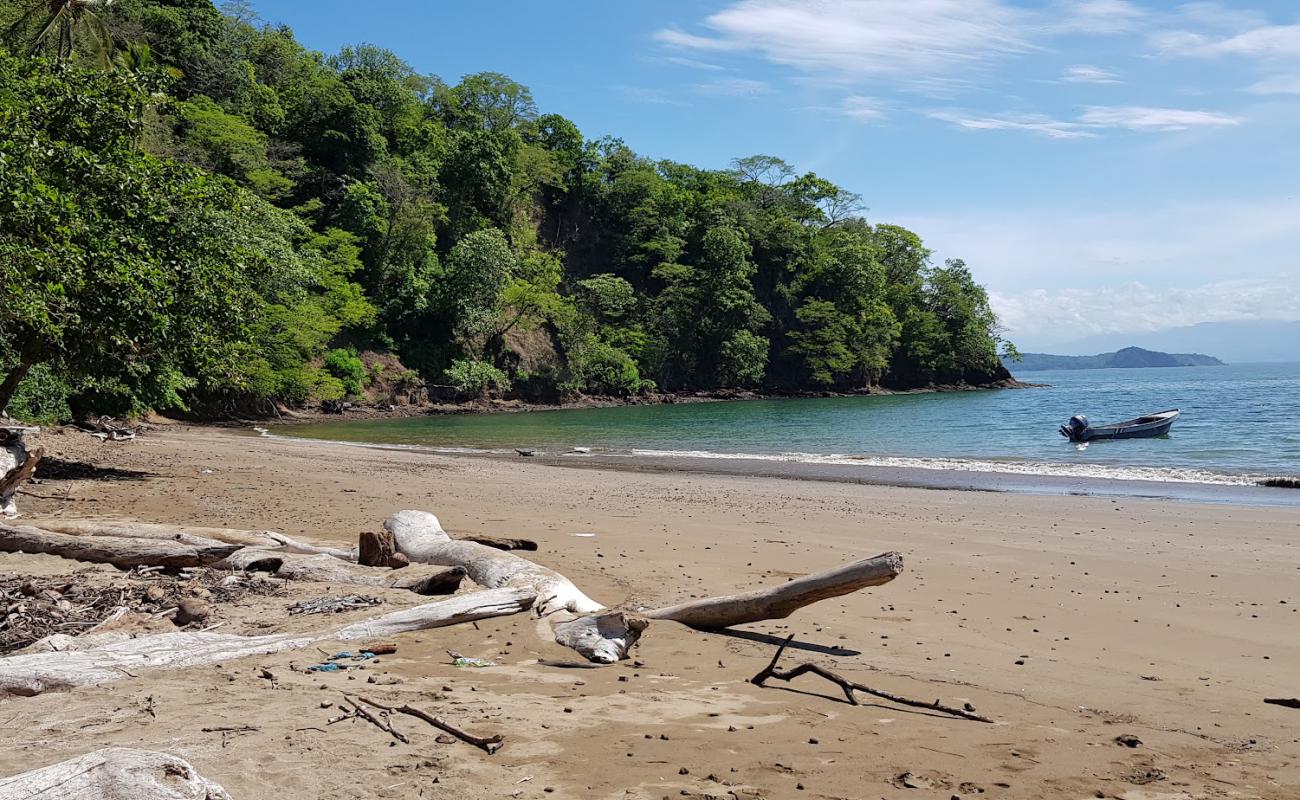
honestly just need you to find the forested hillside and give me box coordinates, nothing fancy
[0,0,1016,422]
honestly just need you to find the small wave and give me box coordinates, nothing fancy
[626,448,1269,486]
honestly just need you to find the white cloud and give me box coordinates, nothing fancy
[1060,64,1122,84]
[1077,105,1241,131]
[1151,23,1300,60]
[990,276,1300,346]
[692,77,772,96]
[1051,0,1146,35]
[838,95,887,121]
[929,104,1241,137]
[1247,74,1300,95]
[927,110,1095,138]
[655,0,1033,85]
[619,86,691,106]
[661,56,727,71]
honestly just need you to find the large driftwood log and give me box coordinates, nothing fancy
[383,511,903,663]
[0,747,232,800]
[0,587,536,697]
[0,523,239,569]
[27,519,356,559]
[385,510,603,616]
[217,549,465,595]
[646,553,904,628]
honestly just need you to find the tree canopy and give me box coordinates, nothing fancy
[0,0,1015,420]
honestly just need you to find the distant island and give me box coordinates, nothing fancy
[1006,346,1225,371]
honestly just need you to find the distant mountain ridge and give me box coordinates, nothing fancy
[1006,346,1225,372]
[1043,320,1299,364]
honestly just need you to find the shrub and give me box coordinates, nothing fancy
[444,359,510,397]
[323,348,367,396]
[7,364,73,424]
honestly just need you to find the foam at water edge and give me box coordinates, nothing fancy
[627,449,1267,486]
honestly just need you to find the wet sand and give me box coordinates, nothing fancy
[1,424,1298,799]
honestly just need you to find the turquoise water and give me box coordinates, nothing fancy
[275,363,1300,486]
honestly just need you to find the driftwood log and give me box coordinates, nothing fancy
[0,523,239,569]
[216,549,465,595]
[384,511,903,663]
[0,587,536,697]
[0,747,232,800]
[358,529,397,567]
[27,519,356,559]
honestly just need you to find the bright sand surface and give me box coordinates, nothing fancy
[1,425,1297,799]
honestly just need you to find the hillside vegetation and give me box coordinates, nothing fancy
[0,0,1016,422]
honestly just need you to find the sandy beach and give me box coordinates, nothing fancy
[1,423,1297,799]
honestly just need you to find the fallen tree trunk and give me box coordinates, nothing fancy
[0,587,536,697]
[383,511,903,663]
[0,523,239,569]
[27,518,355,559]
[216,549,465,595]
[0,748,231,800]
[385,510,603,616]
[646,553,904,629]
[358,529,396,566]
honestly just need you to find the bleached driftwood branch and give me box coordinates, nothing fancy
[384,511,903,663]
[216,549,465,595]
[0,587,536,697]
[0,523,239,569]
[0,747,232,800]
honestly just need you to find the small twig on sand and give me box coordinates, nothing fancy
[1265,697,1300,710]
[357,696,504,754]
[750,635,995,724]
[201,725,260,734]
[342,696,409,744]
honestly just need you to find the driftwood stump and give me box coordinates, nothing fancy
[358,529,397,567]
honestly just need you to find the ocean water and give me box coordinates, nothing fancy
[274,363,1300,487]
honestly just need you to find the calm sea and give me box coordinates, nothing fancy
[274,363,1300,490]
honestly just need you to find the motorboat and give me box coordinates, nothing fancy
[1059,409,1179,442]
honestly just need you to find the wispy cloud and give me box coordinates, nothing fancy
[692,77,772,96]
[1060,64,1122,84]
[930,105,1241,137]
[838,95,886,121]
[1151,23,1300,60]
[661,55,727,72]
[1247,74,1300,95]
[1077,105,1241,131]
[1050,0,1146,35]
[928,110,1094,139]
[655,0,1033,85]
[619,86,691,107]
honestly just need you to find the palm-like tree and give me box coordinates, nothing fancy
[4,1,115,65]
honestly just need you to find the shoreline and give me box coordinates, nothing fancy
[219,376,1044,426]
[255,427,1300,508]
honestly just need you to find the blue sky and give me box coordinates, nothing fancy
[248,0,1300,351]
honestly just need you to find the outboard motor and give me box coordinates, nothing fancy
[1059,414,1089,441]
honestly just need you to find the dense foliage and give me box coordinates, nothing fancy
[0,0,1014,420]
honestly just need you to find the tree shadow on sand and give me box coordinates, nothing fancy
[35,457,153,482]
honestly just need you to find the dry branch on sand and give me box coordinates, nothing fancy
[0,747,231,800]
[751,634,994,723]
